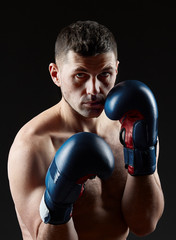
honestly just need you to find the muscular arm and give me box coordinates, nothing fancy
[37,219,78,240]
[121,142,164,236]
[104,80,165,236]
[8,133,78,240]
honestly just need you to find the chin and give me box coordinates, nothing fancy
[84,109,103,119]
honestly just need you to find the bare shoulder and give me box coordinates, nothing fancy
[8,124,51,187]
[7,109,53,205]
[7,106,59,238]
[8,104,58,177]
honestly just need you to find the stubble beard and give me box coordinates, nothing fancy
[62,94,104,119]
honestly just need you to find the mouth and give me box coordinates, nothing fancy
[83,101,104,107]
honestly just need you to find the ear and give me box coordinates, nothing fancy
[116,60,120,74]
[49,63,61,87]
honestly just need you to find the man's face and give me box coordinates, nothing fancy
[53,50,118,118]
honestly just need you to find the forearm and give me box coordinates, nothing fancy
[37,218,78,240]
[122,173,164,236]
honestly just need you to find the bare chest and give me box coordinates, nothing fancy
[72,171,128,239]
[72,137,127,212]
[51,120,127,203]
[45,120,128,239]
[72,140,128,239]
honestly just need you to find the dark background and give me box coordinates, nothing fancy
[1,1,175,239]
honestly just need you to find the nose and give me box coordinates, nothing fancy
[86,77,100,95]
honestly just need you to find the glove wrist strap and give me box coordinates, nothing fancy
[124,146,156,176]
[40,193,72,225]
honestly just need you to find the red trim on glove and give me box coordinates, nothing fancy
[120,110,144,149]
[76,174,96,184]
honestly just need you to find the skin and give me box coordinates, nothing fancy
[8,50,164,240]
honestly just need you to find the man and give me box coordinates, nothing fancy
[8,21,164,240]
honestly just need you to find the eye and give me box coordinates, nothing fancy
[98,72,111,82]
[76,73,88,79]
[99,72,110,77]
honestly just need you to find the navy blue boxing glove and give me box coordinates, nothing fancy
[105,80,158,176]
[40,132,114,225]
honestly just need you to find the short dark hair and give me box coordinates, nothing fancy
[55,20,118,62]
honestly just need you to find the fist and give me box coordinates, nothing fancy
[105,80,158,176]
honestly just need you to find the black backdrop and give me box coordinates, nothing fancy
[1,1,175,239]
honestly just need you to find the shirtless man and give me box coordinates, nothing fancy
[8,21,164,240]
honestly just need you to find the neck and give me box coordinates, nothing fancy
[58,98,103,133]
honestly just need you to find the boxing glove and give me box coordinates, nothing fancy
[40,132,114,225]
[105,80,158,176]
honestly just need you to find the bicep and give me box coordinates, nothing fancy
[8,144,46,239]
[8,142,78,240]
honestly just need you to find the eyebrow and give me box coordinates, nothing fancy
[101,66,114,71]
[73,66,114,73]
[73,67,89,72]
